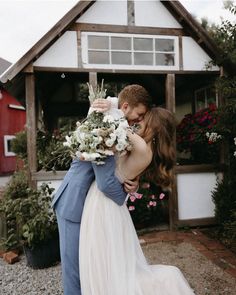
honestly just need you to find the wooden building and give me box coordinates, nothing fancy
[0,1,226,229]
[0,58,26,176]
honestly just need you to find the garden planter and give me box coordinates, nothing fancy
[24,237,60,269]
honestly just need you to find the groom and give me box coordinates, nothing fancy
[52,84,151,295]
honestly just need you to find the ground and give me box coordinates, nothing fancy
[0,229,235,295]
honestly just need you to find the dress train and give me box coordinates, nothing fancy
[79,182,195,295]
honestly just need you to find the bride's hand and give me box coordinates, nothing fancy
[124,176,140,193]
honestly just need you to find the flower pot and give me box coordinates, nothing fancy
[24,237,60,269]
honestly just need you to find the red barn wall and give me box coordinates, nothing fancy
[0,89,26,174]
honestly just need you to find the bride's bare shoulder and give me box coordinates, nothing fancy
[128,131,148,153]
[129,133,150,155]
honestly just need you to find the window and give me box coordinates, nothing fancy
[4,135,16,157]
[195,86,218,112]
[81,32,178,70]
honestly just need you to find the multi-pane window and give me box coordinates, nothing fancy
[82,32,178,69]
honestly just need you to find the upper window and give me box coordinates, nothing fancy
[81,32,178,70]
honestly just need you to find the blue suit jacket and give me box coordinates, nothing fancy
[52,157,127,222]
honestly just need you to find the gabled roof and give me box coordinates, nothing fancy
[0,1,95,83]
[0,0,226,84]
[0,57,12,76]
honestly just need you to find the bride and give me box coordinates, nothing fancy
[79,107,195,295]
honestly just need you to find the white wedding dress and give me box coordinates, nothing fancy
[79,163,196,295]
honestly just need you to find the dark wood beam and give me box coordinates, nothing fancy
[165,74,175,112]
[25,72,37,187]
[71,22,188,36]
[34,66,220,75]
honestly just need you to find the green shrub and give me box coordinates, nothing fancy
[3,170,29,200]
[210,102,236,251]
[12,129,72,171]
[0,174,57,250]
[127,179,169,229]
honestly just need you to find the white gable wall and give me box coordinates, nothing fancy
[32,1,219,72]
[77,0,127,25]
[77,0,182,28]
[183,37,219,71]
[135,0,182,28]
[33,31,78,68]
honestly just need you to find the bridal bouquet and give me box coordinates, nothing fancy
[63,81,132,164]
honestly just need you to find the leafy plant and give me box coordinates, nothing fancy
[0,170,29,250]
[0,177,57,250]
[12,129,72,171]
[127,178,169,229]
[177,105,220,164]
[210,102,236,252]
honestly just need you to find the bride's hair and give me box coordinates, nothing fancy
[142,107,176,190]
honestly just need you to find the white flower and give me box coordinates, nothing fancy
[103,115,115,123]
[206,132,222,142]
[63,135,72,147]
[103,150,114,156]
[81,152,101,161]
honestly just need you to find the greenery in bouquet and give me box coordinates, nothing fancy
[126,178,169,229]
[176,104,220,164]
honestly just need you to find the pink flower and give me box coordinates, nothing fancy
[159,193,165,200]
[141,182,150,189]
[149,201,154,206]
[128,206,135,211]
[152,201,157,207]
[130,195,136,202]
[135,193,143,199]
[147,204,150,208]
[150,194,156,199]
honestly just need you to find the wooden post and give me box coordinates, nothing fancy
[165,73,178,230]
[25,72,37,188]
[127,0,135,26]
[218,66,227,165]
[165,74,175,112]
[178,36,183,71]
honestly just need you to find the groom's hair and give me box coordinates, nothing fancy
[118,84,151,109]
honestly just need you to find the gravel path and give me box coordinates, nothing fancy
[0,241,235,295]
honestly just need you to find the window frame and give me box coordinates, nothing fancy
[4,135,16,157]
[194,86,218,112]
[81,32,179,70]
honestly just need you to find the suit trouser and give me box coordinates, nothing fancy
[56,211,81,295]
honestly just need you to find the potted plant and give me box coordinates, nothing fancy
[0,176,60,269]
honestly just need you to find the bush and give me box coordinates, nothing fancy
[126,179,169,229]
[177,105,220,164]
[210,102,236,251]
[0,170,29,250]
[0,173,57,250]
[12,129,72,171]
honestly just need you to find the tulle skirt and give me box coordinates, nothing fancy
[79,182,195,295]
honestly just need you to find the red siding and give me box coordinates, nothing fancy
[0,90,26,174]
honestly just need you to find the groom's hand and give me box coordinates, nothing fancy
[124,176,140,193]
[92,99,111,112]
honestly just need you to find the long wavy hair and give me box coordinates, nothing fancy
[141,107,176,190]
